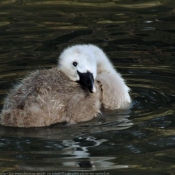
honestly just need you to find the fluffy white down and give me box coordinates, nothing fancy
[58,44,131,108]
[59,45,97,81]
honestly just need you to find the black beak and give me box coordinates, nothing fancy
[77,71,95,93]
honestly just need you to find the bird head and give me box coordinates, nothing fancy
[58,45,97,93]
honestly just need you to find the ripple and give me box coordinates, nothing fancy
[127,66,175,128]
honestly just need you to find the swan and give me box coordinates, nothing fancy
[0,44,131,127]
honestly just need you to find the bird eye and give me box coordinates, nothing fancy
[73,61,78,67]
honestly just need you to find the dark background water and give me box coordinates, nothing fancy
[0,0,175,174]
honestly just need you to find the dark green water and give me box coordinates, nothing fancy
[0,0,175,174]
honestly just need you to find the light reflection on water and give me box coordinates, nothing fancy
[0,0,175,174]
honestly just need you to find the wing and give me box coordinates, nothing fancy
[3,70,40,110]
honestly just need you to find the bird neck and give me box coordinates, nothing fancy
[96,55,116,75]
[88,44,116,75]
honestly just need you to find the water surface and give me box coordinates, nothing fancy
[0,0,175,174]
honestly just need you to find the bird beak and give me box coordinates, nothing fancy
[77,71,96,93]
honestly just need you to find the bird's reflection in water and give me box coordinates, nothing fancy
[1,113,133,171]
